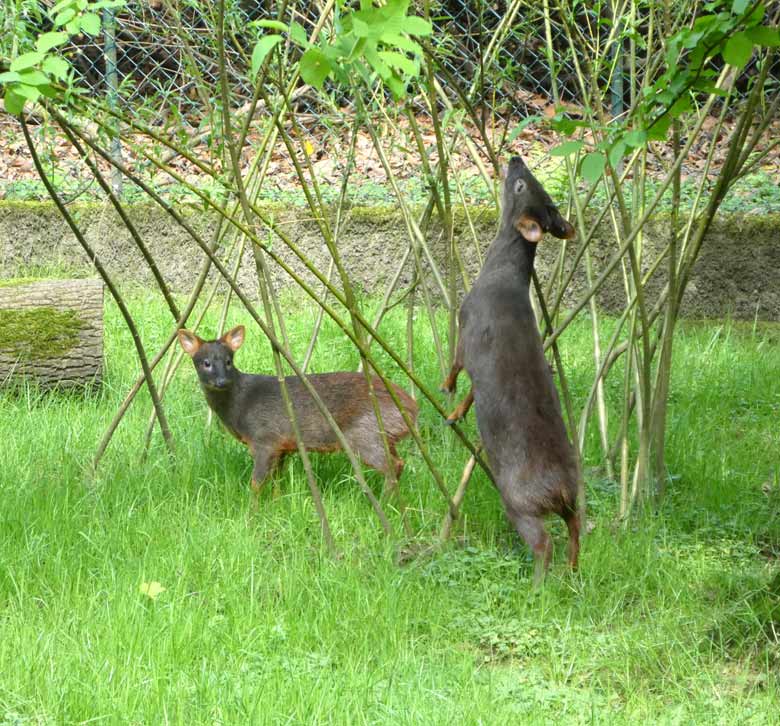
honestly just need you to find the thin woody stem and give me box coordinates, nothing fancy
[21,119,174,457]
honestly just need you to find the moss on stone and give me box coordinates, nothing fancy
[715,211,780,239]
[345,204,404,223]
[4,198,778,239]
[0,200,65,215]
[452,203,498,228]
[0,307,85,360]
[341,202,500,229]
[255,201,294,216]
[0,277,43,288]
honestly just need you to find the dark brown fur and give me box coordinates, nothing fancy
[442,156,580,583]
[178,326,418,499]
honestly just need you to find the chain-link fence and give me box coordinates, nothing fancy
[6,1,778,147]
[19,1,584,125]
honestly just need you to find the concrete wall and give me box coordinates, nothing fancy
[1,200,778,320]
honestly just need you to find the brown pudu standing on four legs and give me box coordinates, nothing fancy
[178,326,418,502]
[441,156,580,584]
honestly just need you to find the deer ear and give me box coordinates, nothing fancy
[178,329,202,357]
[221,325,245,352]
[516,213,543,242]
[549,209,576,240]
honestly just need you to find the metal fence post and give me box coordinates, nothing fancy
[104,7,123,196]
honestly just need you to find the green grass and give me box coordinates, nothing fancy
[1,293,779,724]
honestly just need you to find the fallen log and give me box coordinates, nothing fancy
[0,278,104,389]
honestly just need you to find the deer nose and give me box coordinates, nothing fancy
[215,377,228,388]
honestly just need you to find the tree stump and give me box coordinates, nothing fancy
[0,278,104,388]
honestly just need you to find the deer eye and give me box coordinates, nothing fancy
[226,358,232,369]
[203,359,211,369]
[514,178,527,194]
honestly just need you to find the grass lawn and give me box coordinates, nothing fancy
[1,293,779,724]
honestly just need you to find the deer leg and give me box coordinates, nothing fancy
[445,388,474,426]
[510,511,553,587]
[564,509,580,571]
[441,334,465,393]
[250,448,279,511]
[441,363,462,393]
[357,436,402,497]
[382,443,405,497]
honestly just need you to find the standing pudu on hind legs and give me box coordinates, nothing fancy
[441,156,580,584]
[178,325,418,504]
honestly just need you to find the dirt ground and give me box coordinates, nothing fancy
[2,107,778,204]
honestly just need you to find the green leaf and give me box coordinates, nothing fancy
[37,83,57,99]
[379,0,410,23]
[746,26,780,47]
[36,31,69,53]
[3,87,26,115]
[10,52,45,72]
[352,17,371,38]
[723,31,753,68]
[506,115,542,144]
[580,152,606,183]
[14,83,41,102]
[49,0,74,16]
[251,34,282,76]
[256,19,288,32]
[43,56,69,80]
[550,116,579,135]
[80,12,101,36]
[669,96,691,118]
[385,0,410,15]
[385,73,406,99]
[608,139,627,168]
[364,44,391,79]
[299,47,332,89]
[379,32,421,55]
[333,32,357,59]
[550,109,590,135]
[320,43,342,65]
[0,71,23,84]
[665,36,682,67]
[681,28,705,49]
[18,70,50,87]
[374,15,408,40]
[693,13,719,30]
[343,36,366,62]
[623,129,648,148]
[747,4,765,23]
[65,18,80,34]
[549,140,584,157]
[378,50,417,76]
[669,71,690,95]
[647,113,673,141]
[731,0,750,14]
[91,1,127,9]
[53,7,76,27]
[290,22,308,47]
[401,15,432,36]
